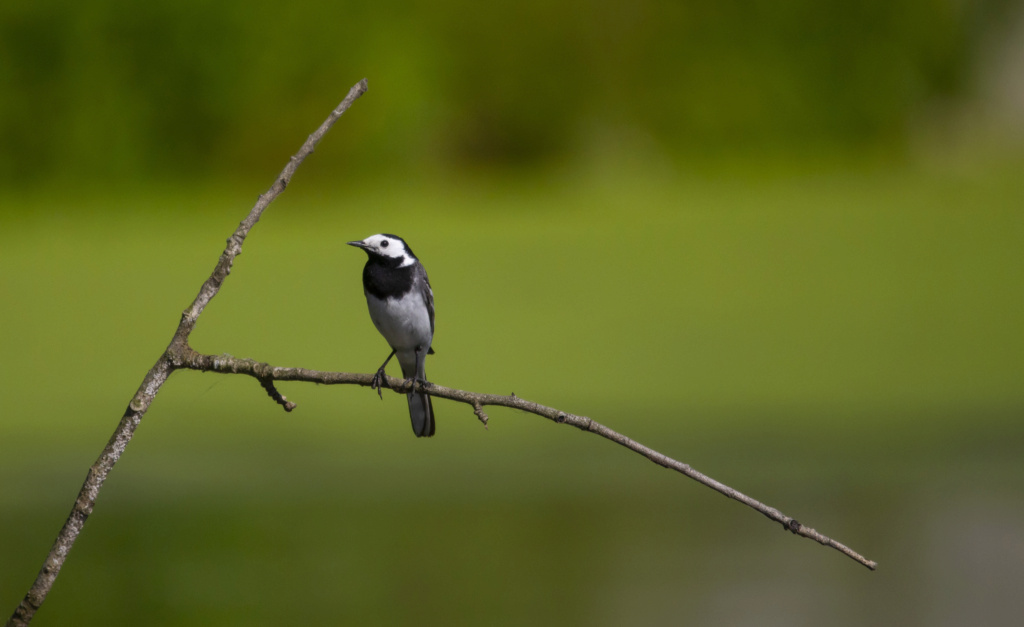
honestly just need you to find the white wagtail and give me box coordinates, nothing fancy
[347,234,436,437]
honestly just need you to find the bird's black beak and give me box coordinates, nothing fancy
[347,240,369,250]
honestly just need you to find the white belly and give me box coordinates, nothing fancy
[366,291,433,352]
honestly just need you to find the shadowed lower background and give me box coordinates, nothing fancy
[2,1,1023,625]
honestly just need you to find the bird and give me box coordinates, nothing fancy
[347,234,436,437]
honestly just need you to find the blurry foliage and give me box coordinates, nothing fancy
[2,4,1023,621]
[0,0,1014,186]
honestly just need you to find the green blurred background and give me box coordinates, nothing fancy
[2,0,1024,625]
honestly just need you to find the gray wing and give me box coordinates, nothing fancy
[415,263,435,337]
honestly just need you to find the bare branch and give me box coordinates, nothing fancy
[6,79,369,627]
[175,349,878,571]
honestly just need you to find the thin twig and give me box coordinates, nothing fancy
[5,79,369,627]
[173,350,877,571]
[472,401,490,428]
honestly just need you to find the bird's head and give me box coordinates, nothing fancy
[347,233,417,267]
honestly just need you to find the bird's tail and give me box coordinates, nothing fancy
[407,387,435,438]
[402,357,435,438]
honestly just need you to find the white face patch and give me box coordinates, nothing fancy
[361,234,414,266]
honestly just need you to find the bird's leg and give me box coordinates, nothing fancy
[411,345,432,390]
[371,349,396,400]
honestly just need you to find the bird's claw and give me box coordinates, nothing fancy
[370,368,389,400]
[407,376,432,392]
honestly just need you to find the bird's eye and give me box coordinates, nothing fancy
[380,240,389,248]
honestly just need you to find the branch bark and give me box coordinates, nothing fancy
[7,74,875,627]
